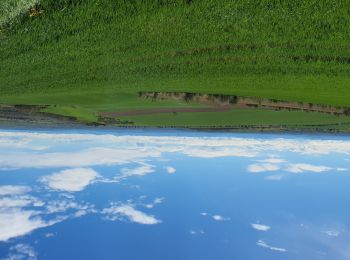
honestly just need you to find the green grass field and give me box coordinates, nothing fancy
[1,0,350,129]
[118,109,350,129]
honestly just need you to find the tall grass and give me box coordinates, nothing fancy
[1,0,350,106]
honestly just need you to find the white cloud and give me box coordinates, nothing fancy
[102,203,161,225]
[200,212,230,221]
[183,148,256,158]
[4,243,37,260]
[0,192,90,241]
[212,215,230,221]
[0,147,160,170]
[45,199,95,215]
[285,164,331,173]
[264,174,284,181]
[74,210,88,218]
[0,196,43,208]
[251,223,271,231]
[1,131,350,156]
[165,166,176,174]
[213,215,223,221]
[1,131,350,171]
[0,192,96,242]
[322,230,340,237]
[153,198,163,204]
[41,168,99,192]
[120,165,154,178]
[189,229,205,235]
[0,208,61,242]
[337,168,348,172]
[0,183,96,242]
[257,240,287,252]
[144,197,164,209]
[258,158,286,164]
[247,163,280,173]
[0,136,47,151]
[0,185,31,196]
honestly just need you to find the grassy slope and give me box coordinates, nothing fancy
[1,0,350,128]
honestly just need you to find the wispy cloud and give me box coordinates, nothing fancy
[257,240,287,252]
[0,185,31,196]
[336,168,348,172]
[258,158,287,164]
[0,187,59,242]
[189,229,205,235]
[247,163,280,173]
[264,174,284,181]
[4,243,37,260]
[0,147,160,170]
[45,232,55,238]
[285,164,331,173]
[0,196,43,208]
[120,164,155,178]
[102,203,161,225]
[165,166,176,174]
[212,214,230,221]
[0,191,96,242]
[144,197,164,209]
[45,199,95,215]
[249,157,337,176]
[0,208,63,242]
[251,223,271,231]
[183,148,256,158]
[200,212,230,221]
[1,131,350,171]
[0,131,350,156]
[322,230,340,237]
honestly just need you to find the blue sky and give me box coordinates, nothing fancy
[0,129,350,259]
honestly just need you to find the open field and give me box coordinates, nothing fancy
[1,0,350,130]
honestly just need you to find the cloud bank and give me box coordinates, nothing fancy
[1,131,350,171]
